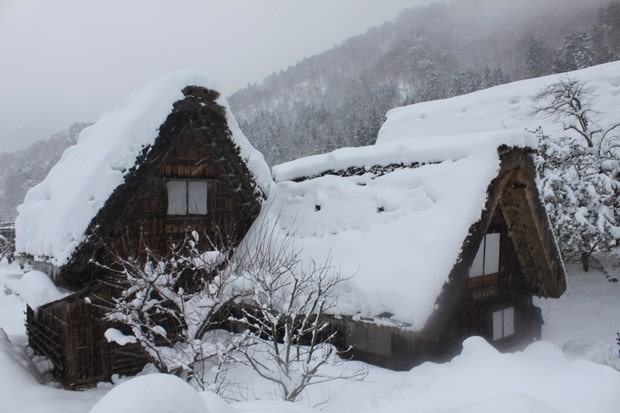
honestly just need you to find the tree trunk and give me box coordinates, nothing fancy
[581,252,590,272]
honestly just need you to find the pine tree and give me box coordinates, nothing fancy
[524,36,552,78]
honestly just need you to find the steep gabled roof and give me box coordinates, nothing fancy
[15,71,272,266]
[253,130,539,330]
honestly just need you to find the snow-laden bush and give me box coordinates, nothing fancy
[100,232,243,392]
[533,78,619,270]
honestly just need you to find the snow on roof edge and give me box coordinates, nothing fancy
[273,129,536,182]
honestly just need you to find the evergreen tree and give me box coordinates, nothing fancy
[450,69,483,96]
[525,36,552,78]
[597,2,620,54]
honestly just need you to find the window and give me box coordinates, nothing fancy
[469,233,500,278]
[166,180,208,215]
[492,307,515,341]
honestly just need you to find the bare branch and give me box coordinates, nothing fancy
[231,217,365,403]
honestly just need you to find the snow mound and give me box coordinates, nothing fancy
[563,339,620,371]
[233,400,317,413]
[1,270,68,309]
[451,394,560,413]
[104,328,137,346]
[15,70,272,267]
[89,374,208,413]
[365,337,620,413]
[460,336,500,357]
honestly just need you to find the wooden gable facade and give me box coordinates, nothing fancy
[330,147,566,370]
[26,86,264,388]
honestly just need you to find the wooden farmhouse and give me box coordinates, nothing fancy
[14,72,272,388]
[267,130,566,370]
[14,71,566,388]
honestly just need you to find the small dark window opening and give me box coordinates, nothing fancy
[166,180,208,215]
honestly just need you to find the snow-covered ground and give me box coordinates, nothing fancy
[1,260,619,413]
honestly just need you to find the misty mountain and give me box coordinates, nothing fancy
[0,122,91,222]
[230,0,620,165]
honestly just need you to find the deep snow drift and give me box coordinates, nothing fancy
[2,261,620,413]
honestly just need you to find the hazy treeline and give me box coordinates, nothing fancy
[0,123,91,222]
[230,0,620,165]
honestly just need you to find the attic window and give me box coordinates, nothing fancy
[469,233,500,278]
[167,180,208,215]
[492,306,515,341]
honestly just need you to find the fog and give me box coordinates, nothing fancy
[0,0,435,153]
[0,0,608,153]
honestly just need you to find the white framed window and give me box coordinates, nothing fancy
[492,306,515,341]
[166,180,208,215]
[469,232,500,278]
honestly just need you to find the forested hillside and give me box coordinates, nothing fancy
[230,0,620,165]
[0,123,90,222]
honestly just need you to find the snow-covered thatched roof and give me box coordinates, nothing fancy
[260,61,620,329]
[258,130,537,330]
[15,71,272,266]
[376,60,620,145]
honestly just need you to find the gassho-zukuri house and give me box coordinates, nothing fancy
[13,71,566,388]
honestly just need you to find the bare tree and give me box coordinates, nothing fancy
[229,221,365,402]
[100,220,365,400]
[532,76,620,151]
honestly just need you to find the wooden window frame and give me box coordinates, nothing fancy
[166,179,208,216]
[469,232,500,278]
[492,306,515,341]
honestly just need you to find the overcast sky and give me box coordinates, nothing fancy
[0,0,438,153]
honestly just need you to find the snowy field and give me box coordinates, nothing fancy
[1,260,619,413]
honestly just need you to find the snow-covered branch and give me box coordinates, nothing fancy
[97,232,242,391]
[532,78,619,270]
